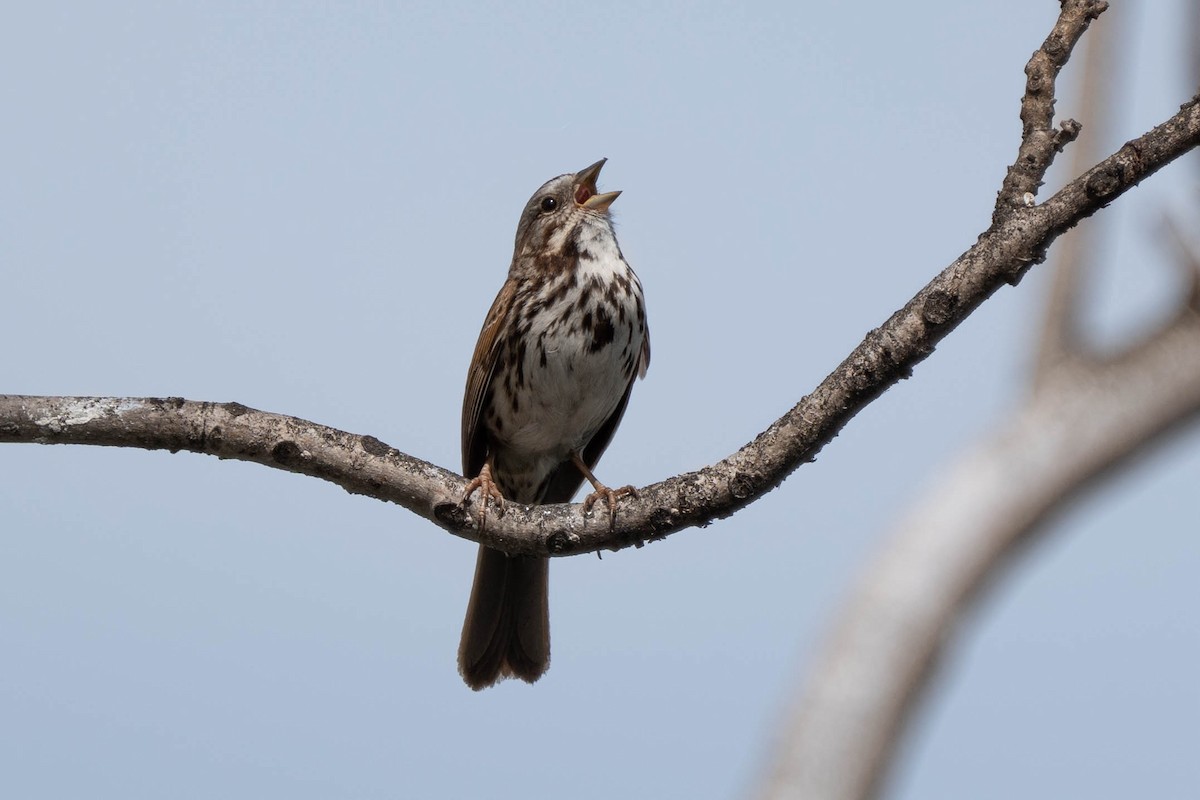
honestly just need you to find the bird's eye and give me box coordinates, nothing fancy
[539,196,557,213]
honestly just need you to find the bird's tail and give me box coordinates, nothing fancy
[457,546,549,690]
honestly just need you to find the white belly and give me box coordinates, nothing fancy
[491,254,644,461]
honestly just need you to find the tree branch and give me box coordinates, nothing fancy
[3,2,1198,561]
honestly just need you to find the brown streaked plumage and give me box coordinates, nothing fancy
[458,158,650,690]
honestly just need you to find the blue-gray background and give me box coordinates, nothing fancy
[2,3,1197,798]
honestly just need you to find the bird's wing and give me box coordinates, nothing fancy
[461,279,516,477]
[638,315,651,378]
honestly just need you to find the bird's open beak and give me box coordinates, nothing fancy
[575,158,621,211]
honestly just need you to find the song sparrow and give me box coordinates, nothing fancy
[458,158,650,690]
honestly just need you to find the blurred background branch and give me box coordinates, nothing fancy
[760,5,1200,798]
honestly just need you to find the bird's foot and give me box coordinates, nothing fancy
[461,462,505,531]
[571,451,636,530]
[582,483,637,524]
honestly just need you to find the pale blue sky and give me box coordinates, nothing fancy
[2,3,1197,798]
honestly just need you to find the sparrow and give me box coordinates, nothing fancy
[457,158,650,689]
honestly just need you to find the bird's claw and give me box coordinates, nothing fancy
[582,484,637,530]
[462,464,506,531]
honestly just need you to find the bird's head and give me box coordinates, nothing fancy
[513,158,621,260]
